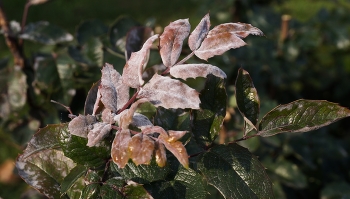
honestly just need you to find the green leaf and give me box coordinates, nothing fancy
[20,21,73,44]
[61,164,87,194]
[77,19,108,45]
[59,123,110,168]
[258,100,350,137]
[33,54,60,92]
[100,177,125,199]
[192,74,226,147]
[197,144,274,199]
[109,16,139,53]
[81,183,100,199]
[56,52,76,105]
[66,175,85,199]
[124,183,153,199]
[135,101,157,120]
[154,107,190,131]
[144,166,207,199]
[83,37,104,66]
[235,68,260,134]
[111,159,170,184]
[16,124,76,198]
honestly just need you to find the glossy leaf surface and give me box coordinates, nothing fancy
[59,123,110,168]
[235,68,260,132]
[192,75,226,147]
[145,166,207,199]
[16,124,76,198]
[111,160,170,184]
[76,19,108,44]
[258,100,350,136]
[197,144,274,199]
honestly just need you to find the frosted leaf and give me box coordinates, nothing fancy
[167,130,188,142]
[138,74,200,109]
[195,23,263,61]
[118,98,149,129]
[160,19,191,67]
[170,64,226,80]
[111,129,132,168]
[87,123,112,147]
[188,13,210,51]
[128,133,155,165]
[100,63,130,112]
[68,115,96,138]
[122,35,159,88]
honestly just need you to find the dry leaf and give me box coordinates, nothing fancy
[155,141,167,167]
[167,130,188,142]
[137,74,200,109]
[100,63,130,112]
[195,23,263,61]
[111,129,132,168]
[160,19,191,67]
[87,123,112,147]
[188,13,210,51]
[68,115,96,138]
[170,64,226,80]
[122,34,159,88]
[128,133,155,165]
[159,139,189,169]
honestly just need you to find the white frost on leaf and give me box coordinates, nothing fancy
[87,123,112,147]
[100,63,130,112]
[68,115,96,138]
[170,64,226,80]
[122,34,159,88]
[188,13,211,51]
[138,74,200,109]
[195,22,264,61]
[160,19,191,67]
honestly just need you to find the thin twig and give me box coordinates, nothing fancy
[116,90,139,114]
[229,134,259,144]
[19,1,31,45]
[50,100,73,115]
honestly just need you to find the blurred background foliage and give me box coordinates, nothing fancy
[1,0,350,198]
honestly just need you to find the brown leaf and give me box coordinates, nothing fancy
[87,123,111,147]
[188,13,210,51]
[68,115,96,138]
[170,64,226,80]
[137,74,200,109]
[155,141,167,167]
[160,19,191,67]
[128,133,155,165]
[208,22,264,39]
[159,139,189,169]
[111,129,132,168]
[167,130,188,142]
[195,23,263,61]
[142,126,169,137]
[100,63,130,112]
[122,34,159,88]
